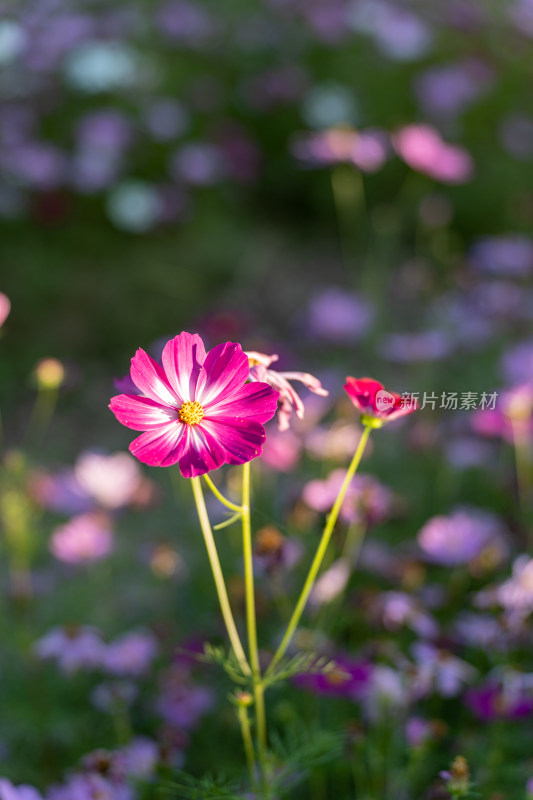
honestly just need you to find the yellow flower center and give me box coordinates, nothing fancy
[178,400,205,426]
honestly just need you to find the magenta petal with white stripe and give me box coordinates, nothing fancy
[110,332,279,478]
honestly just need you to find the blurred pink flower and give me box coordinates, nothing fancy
[393,124,473,183]
[246,350,328,432]
[0,293,10,328]
[310,559,351,606]
[261,428,302,472]
[74,451,144,510]
[50,512,114,565]
[292,127,389,172]
[303,469,395,526]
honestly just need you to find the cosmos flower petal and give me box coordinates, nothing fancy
[129,422,188,467]
[206,382,279,424]
[201,418,266,465]
[130,348,179,406]
[196,342,249,405]
[161,332,206,403]
[344,377,384,412]
[109,394,178,430]
[176,424,227,478]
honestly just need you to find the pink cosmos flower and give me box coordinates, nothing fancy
[109,333,279,478]
[393,124,473,184]
[0,293,10,329]
[50,512,114,565]
[344,377,418,426]
[245,351,328,432]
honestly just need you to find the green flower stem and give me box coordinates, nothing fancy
[190,477,251,677]
[241,462,268,781]
[267,425,373,675]
[203,473,243,513]
[236,700,257,790]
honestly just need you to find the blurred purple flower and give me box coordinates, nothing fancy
[295,656,372,699]
[466,675,533,721]
[306,287,374,344]
[501,340,533,384]
[156,668,214,729]
[47,772,132,800]
[372,591,439,638]
[414,59,493,118]
[470,234,533,276]
[417,508,508,567]
[34,625,106,674]
[91,681,138,713]
[292,127,389,172]
[500,113,533,160]
[380,330,453,362]
[0,780,43,800]
[348,1,433,62]
[156,1,215,44]
[120,738,159,779]
[4,143,66,189]
[144,99,189,141]
[102,632,158,676]
[411,642,477,698]
[170,143,225,185]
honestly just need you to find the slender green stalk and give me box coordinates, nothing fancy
[236,699,257,789]
[241,462,269,781]
[203,473,243,512]
[267,425,372,675]
[190,477,251,677]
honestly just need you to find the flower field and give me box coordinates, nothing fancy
[2,1,533,798]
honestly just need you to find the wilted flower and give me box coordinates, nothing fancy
[34,625,106,674]
[245,350,328,432]
[344,377,418,427]
[50,512,114,565]
[110,332,279,477]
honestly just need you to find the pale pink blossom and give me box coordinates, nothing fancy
[50,512,114,565]
[292,127,389,172]
[393,124,473,183]
[0,293,10,328]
